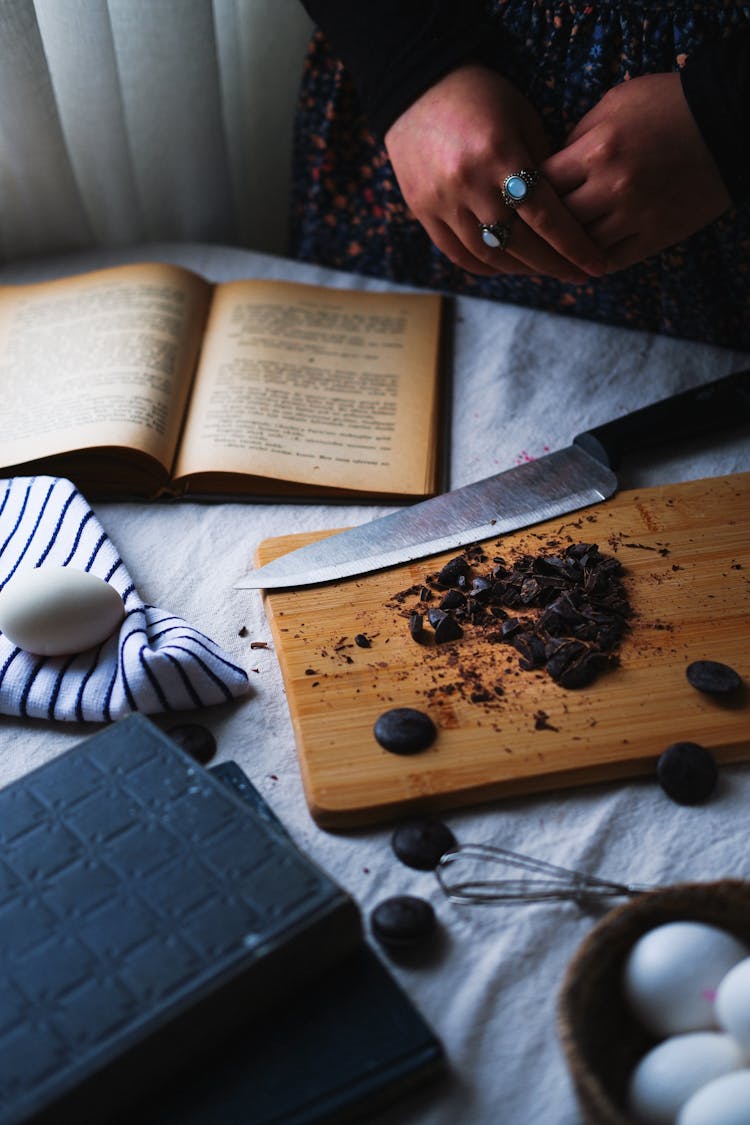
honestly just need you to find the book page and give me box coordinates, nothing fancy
[173,279,443,496]
[0,262,210,473]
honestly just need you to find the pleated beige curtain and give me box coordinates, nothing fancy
[0,0,313,261]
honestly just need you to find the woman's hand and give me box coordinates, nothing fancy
[545,72,732,273]
[383,64,607,283]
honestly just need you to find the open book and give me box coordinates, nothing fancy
[0,262,446,501]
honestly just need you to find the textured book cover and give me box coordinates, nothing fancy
[0,714,361,1124]
[136,762,446,1125]
[136,943,445,1125]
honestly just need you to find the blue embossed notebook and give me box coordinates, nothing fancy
[0,715,362,1124]
[140,761,446,1125]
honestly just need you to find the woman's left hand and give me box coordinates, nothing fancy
[544,72,732,272]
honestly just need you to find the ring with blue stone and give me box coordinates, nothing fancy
[500,169,540,209]
[479,221,512,251]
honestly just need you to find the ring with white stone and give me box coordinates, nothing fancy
[500,169,540,209]
[479,221,512,251]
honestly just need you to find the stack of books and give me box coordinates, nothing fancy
[0,715,443,1124]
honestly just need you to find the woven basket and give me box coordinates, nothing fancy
[557,879,750,1125]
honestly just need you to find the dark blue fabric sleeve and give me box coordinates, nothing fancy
[299,0,503,137]
[680,29,750,204]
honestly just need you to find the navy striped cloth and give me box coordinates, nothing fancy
[0,477,249,722]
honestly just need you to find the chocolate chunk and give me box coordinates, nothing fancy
[408,611,426,643]
[426,607,463,643]
[512,632,547,670]
[686,660,742,696]
[556,655,599,689]
[434,614,463,644]
[657,741,718,805]
[166,723,217,765]
[401,538,632,692]
[374,707,437,754]
[470,576,493,603]
[436,556,471,588]
[391,818,457,870]
[354,633,371,648]
[500,617,522,640]
[370,895,437,951]
[439,589,467,611]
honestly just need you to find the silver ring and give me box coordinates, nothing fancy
[500,169,540,209]
[479,221,512,251]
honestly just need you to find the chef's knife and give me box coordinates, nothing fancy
[237,370,750,590]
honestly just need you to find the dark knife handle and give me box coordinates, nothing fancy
[573,369,750,468]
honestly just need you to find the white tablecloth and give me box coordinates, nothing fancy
[1,243,749,1125]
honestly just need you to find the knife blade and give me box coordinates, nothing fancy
[236,369,749,590]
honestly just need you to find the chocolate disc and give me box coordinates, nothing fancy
[373,708,437,755]
[391,818,457,871]
[370,895,437,951]
[167,723,217,765]
[686,660,742,696]
[657,741,718,805]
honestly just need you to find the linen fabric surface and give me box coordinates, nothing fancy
[2,243,749,1125]
[292,0,750,350]
[0,475,249,722]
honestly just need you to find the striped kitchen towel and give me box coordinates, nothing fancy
[0,477,250,722]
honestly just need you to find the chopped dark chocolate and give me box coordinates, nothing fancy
[374,707,437,754]
[657,741,718,805]
[470,576,493,603]
[436,556,472,588]
[686,660,742,696]
[434,615,463,644]
[401,541,631,691]
[354,633,371,648]
[511,632,547,671]
[409,611,426,643]
[439,589,467,611]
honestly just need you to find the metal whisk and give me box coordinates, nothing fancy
[436,842,654,906]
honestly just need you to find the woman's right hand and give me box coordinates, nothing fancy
[383,64,606,283]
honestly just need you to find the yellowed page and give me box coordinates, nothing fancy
[0,262,210,474]
[173,279,443,496]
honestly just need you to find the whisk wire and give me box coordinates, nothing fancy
[436,842,653,906]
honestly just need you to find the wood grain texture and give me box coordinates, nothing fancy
[256,474,750,828]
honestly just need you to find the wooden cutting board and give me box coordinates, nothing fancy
[255,473,749,829]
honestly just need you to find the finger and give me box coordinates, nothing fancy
[542,147,588,198]
[503,223,591,283]
[585,213,636,250]
[458,213,541,277]
[464,210,537,275]
[421,216,501,276]
[465,179,594,281]
[511,178,607,276]
[565,100,609,144]
[456,207,589,283]
[561,182,611,228]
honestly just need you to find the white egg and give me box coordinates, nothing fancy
[716,957,750,1052]
[624,921,750,1037]
[628,1032,746,1125]
[677,1069,750,1125]
[0,567,124,656]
